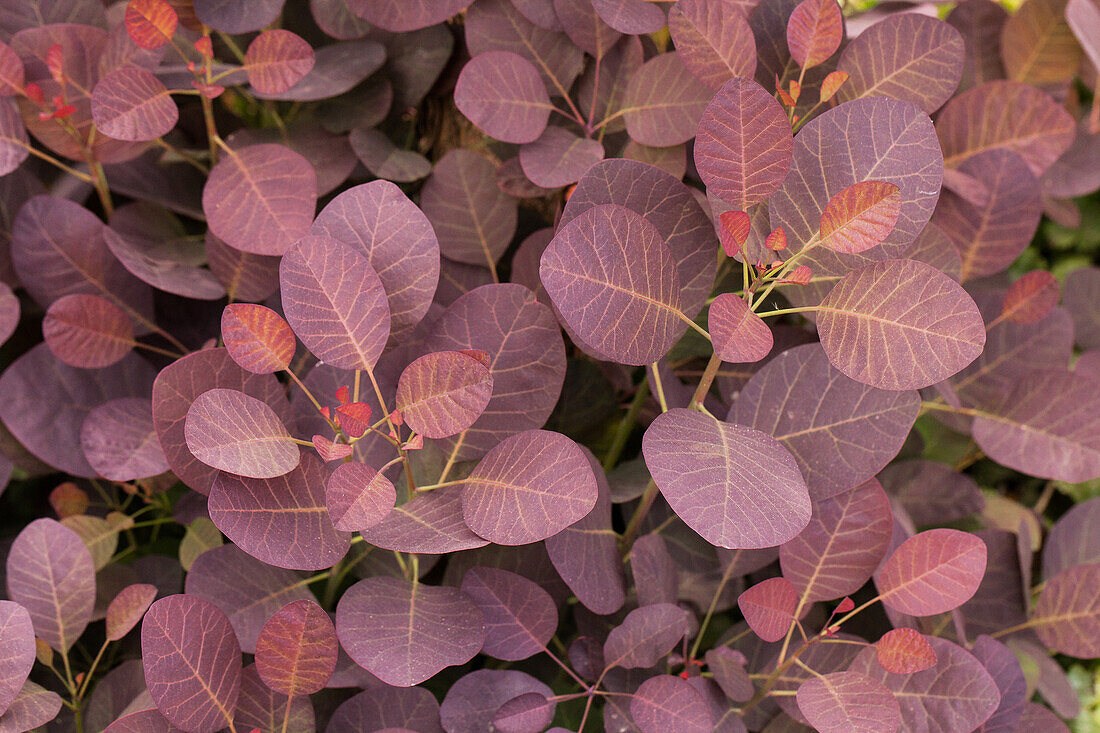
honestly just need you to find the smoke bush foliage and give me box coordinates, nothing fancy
[0,0,1098,730]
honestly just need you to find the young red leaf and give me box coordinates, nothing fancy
[124,0,178,50]
[395,350,494,439]
[836,597,855,614]
[184,388,300,479]
[875,628,937,673]
[105,584,157,641]
[335,386,350,405]
[788,265,812,284]
[335,402,372,438]
[796,671,901,733]
[45,44,63,84]
[1001,270,1059,324]
[49,483,88,519]
[708,293,773,363]
[818,181,902,254]
[765,226,787,251]
[254,599,337,696]
[819,70,848,102]
[244,30,315,95]
[718,210,752,258]
[787,0,843,69]
[221,303,296,374]
[311,434,352,462]
[324,461,396,532]
[43,294,134,369]
[874,528,987,616]
[738,576,798,642]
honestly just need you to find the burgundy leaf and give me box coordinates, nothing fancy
[630,675,714,733]
[324,461,396,532]
[603,603,688,669]
[361,484,489,554]
[518,126,603,188]
[632,534,679,607]
[877,459,983,528]
[124,0,178,49]
[1043,497,1100,579]
[875,628,936,674]
[738,577,798,642]
[102,215,225,301]
[706,647,754,702]
[786,0,842,69]
[280,234,391,371]
[624,53,712,147]
[141,595,241,732]
[874,528,987,616]
[209,451,351,571]
[221,303,295,374]
[819,181,902,254]
[0,601,34,717]
[348,0,470,30]
[643,408,811,549]
[512,0,564,30]
[101,708,182,732]
[1019,702,1072,732]
[456,51,552,144]
[441,669,551,733]
[349,126,431,183]
[206,233,281,303]
[0,681,62,733]
[460,566,557,661]
[193,0,283,32]
[493,692,554,733]
[708,293,773,363]
[254,599,337,695]
[184,388,299,479]
[796,671,900,733]
[1032,563,1100,658]
[669,0,756,90]
[622,140,687,180]
[1001,270,1059,324]
[42,293,134,368]
[462,429,597,545]
[91,66,176,142]
[105,583,157,641]
[243,30,313,95]
[590,0,666,33]
[970,635,1027,733]
[233,663,315,733]
[335,576,484,687]
[554,0,621,58]
[252,39,385,102]
[202,144,317,256]
[396,350,493,440]
[327,685,443,732]
[835,15,964,114]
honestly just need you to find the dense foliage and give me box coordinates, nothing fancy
[0,0,1098,731]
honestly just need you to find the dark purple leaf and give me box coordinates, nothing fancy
[796,671,900,733]
[327,685,443,732]
[738,577,797,642]
[493,691,554,733]
[0,681,62,733]
[105,583,157,642]
[349,0,469,30]
[1065,267,1100,349]
[456,51,552,144]
[43,293,134,368]
[440,669,551,733]
[0,99,28,176]
[244,30,314,95]
[325,461,396,532]
[209,451,351,571]
[1010,638,1079,719]
[255,599,337,695]
[335,576,484,687]
[603,603,688,669]
[206,233,281,303]
[0,601,33,716]
[102,220,225,302]
[184,388,298,479]
[643,408,811,549]
[695,77,792,212]
[591,0,665,33]
[554,0,620,57]
[959,529,1029,638]
[632,534,679,607]
[622,140,687,180]
[519,126,603,188]
[221,303,296,375]
[349,126,431,182]
[142,594,242,733]
[630,675,714,733]
[669,0,755,89]
[254,40,384,103]
[877,460,983,526]
[1019,702,1072,732]
[102,708,182,733]
[462,429,597,545]
[971,635,1026,733]
[1043,497,1100,579]
[233,663,315,733]
[709,293,772,363]
[83,659,148,733]
[624,52,712,147]
[396,350,493,440]
[874,528,987,616]
[202,144,317,256]
[1032,563,1100,658]
[360,485,489,554]
[193,0,283,32]
[706,647,753,702]
[512,0,564,30]
[848,637,999,732]
[460,566,556,661]
[946,0,1008,91]
[730,344,920,498]
[91,66,176,142]
[1001,271,1060,324]
[81,397,168,482]
[184,544,313,653]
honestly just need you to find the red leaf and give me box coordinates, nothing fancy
[335,386,350,405]
[819,181,902,254]
[49,483,88,519]
[46,44,64,84]
[836,597,855,614]
[124,0,178,50]
[193,36,213,59]
[819,70,849,102]
[874,528,987,616]
[786,0,843,69]
[718,210,751,258]
[106,583,157,641]
[1001,270,1059,324]
[738,577,798,642]
[312,434,352,462]
[709,293,773,364]
[221,303,296,374]
[335,402,372,438]
[765,226,788,251]
[875,628,937,673]
[788,265,812,284]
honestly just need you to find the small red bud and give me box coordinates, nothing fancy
[46,44,64,84]
[389,409,404,427]
[403,434,424,450]
[335,386,350,405]
[190,80,224,99]
[24,83,45,106]
[679,670,690,679]
[53,104,76,119]
[187,60,196,73]
[788,79,801,103]
[836,597,855,614]
[193,36,213,59]
[320,406,331,420]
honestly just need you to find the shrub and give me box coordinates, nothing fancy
[0,0,1097,731]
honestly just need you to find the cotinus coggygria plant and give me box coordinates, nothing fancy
[0,0,1098,731]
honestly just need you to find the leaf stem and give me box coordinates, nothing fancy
[620,479,659,556]
[689,560,738,661]
[689,352,723,408]
[755,305,820,319]
[648,363,669,413]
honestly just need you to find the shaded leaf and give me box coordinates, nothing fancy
[738,577,797,642]
[206,233,280,303]
[441,669,551,733]
[361,485,489,554]
[630,675,714,733]
[102,215,224,301]
[554,0,620,58]
[232,664,314,733]
[875,628,936,674]
[396,350,493,440]
[244,30,313,95]
[460,567,556,661]
[1001,0,1081,85]
[324,461,395,532]
[82,397,168,486]
[193,0,283,32]
[349,126,431,183]
[603,603,687,669]
[819,181,902,255]
[874,528,987,616]
[632,534,679,607]
[786,0,842,69]
[327,685,442,732]
[970,635,1026,733]
[1032,563,1100,658]
[669,0,756,90]
[43,293,134,368]
[519,126,603,188]
[91,66,176,142]
[185,388,299,479]
[494,692,554,733]
[252,39,385,102]
[709,293,773,363]
[0,681,62,733]
[456,51,552,144]
[105,583,157,641]
[0,601,34,717]
[623,53,712,147]
[877,459,983,527]
[1043,496,1100,579]
[590,0,666,33]
[348,0,470,30]
[254,599,336,695]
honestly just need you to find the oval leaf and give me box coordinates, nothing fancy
[221,303,296,375]
[125,0,178,50]
[796,671,901,733]
[624,53,712,147]
[709,292,773,363]
[360,484,489,554]
[518,125,604,188]
[819,181,902,254]
[456,51,552,144]
[1002,271,1059,325]
[324,461,396,532]
[0,601,35,717]
[1032,563,1100,658]
[91,66,176,142]
[105,583,157,641]
[460,566,557,661]
[185,388,299,479]
[669,0,756,90]
[254,599,337,695]
[244,30,314,95]
[43,293,134,368]
[395,350,493,440]
[875,628,937,674]
[630,675,713,733]
[874,528,987,616]
[603,603,688,669]
[786,0,843,69]
[738,577,798,642]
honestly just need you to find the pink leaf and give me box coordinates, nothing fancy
[738,577,798,642]
[874,528,987,616]
[875,628,937,673]
[708,293,773,363]
[818,181,902,254]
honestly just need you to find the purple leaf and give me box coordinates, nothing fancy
[43,293,134,368]
[255,599,337,695]
[456,51,552,144]
[695,77,792,212]
[361,484,488,554]
[328,685,443,732]
[184,544,313,653]
[874,628,937,674]
[202,144,317,256]
[467,0,584,95]
[0,601,33,717]
[624,52,712,147]
[460,566,557,661]
[335,576,484,687]
[141,595,242,733]
[206,233,281,303]
[91,66,176,142]
[441,669,552,733]
[519,126,604,188]
[462,429,597,545]
[209,451,351,571]
[221,303,296,375]
[512,0,564,30]
[396,350,493,440]
[1019,702,1072,732]
[193,0,284,32]
[0,99,29,177]
[0,41,24,93]
[669,0,756,90]
[591,0,666,33]
[786,0,842,69]
[349,126,431,183]
[877,460,984,527]
[738,577,798,642]
[348,0,470,30]
[971,635,1026,733]
[1043,497,1100,579]
[5,518,94,652]
[874,528,987,616]
[706,647,753,702]
[1065,267,1100,349]
[630,675,714,733]
[730,344,920,498]
[280,234,391,371]
[796,671,900,733]
[946,0,1009,92]
[185,388,299,479]
[817,259,986,390]
[1032,563,1100,658]
[622,140,687,180]
[421,150,517,270]
[493,692,555,733]
[253,39,385,101]
[781,479,893,602]
[102,217,225,301]
[244,30,314,95]
[226,121,353,192]
[325,461,396,532]
[836,15,964,114]
[708,293,773,364]
[603,603,688,669]
[102,709,182,733]
[105,583,157,642]
[554,0,620,57]
[541,204,685,365]
[632,534,679,607]
[642,408,811,549]
[848,637,999,732]
[0,681,62,733]
[233,664,315,733]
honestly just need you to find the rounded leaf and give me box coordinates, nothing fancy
[0,601,34,717]
[456,51,552,144]
[460,567,557,661]
[350,0,470,31]
[643,408,811,549]
[335,576,484,687]
[360,484,489,554]
[396,350,494,439]
[819,181,902,254]
[875,628,937,674]
[440,669,551,733]
[141,595,242,732]
[81,397,169,481]
[43,293,134,368]
[461,430,597,545]
[796,671,901,733]
[125,0,178,49]
[1002,271,1059,325]
[1032,563,1100,658]
[518,125,604,188]
[0,99,28,176]
[349,126,431,182]
[624,53,712,147]
[590,0,666,34]
[254,599,337,695]
[874,528,987,616]
[91,66,177,142]
[787,0,843,69]
[244,30,314,95]
[0,681,62,732]
[221,303,295,374]
[669,0,756,90]
[603,604,688,669]
[324,461,396,532]
[630,676,713,733]
[709,292,773,363]
[105,583,157,641]
[185,388,299,479]
[738,577,798,642]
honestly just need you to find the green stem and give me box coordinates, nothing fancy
[601,379,650,472]
[620,479,659,556]
[689,352,723,408]
[648,363,669,413]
